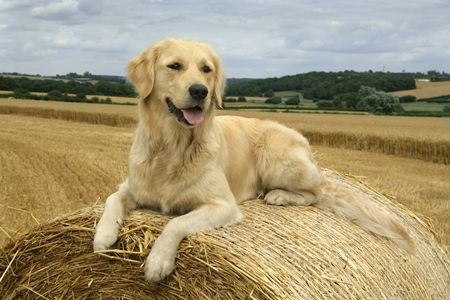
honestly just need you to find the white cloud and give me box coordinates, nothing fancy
[264,68,279,73]
[31,0,79,19]
[39,49,58,55]
[40,28,81,47]
[0,0,449,77]
[78,0,103,15]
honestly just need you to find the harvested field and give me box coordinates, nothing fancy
[0,114,449,251]
[1,105,448,164]
[0,115,134,248]
[0,109,449,298]
[0,98,137,116]
[314,146,450,248]
[0,90,138,104]
[219,110,450,142]
[0,171,449,299]
[0,105,136,127]
[1,99,449,164]
[393,80,450,99]
[0,98,138,124]
[2,98,449,143]
[218,110,450,165]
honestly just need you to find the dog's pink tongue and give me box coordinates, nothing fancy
[181,109,205,125]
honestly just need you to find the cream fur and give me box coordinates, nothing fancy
[93,38,414,283]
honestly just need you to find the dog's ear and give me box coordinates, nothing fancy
[211,52,226,108]
[127,44,160,99]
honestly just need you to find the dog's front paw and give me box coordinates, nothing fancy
[144,249,176,283]
[93,222,120,251]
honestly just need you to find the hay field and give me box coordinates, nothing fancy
[0,90,49,96]
[1,99,449,164]
[2,98,449,140]
[393,80,450,99]
[315,146,450,249]
[0,115,133,247]
[0,90,138,104]
[218,110,449,141]
[0,113,449,251]
[218,110,450,164]
[0,97,137,117]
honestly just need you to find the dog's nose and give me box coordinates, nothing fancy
[189,84,208,101]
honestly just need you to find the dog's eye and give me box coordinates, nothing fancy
[203,66,211,73]
[168,63,181,70]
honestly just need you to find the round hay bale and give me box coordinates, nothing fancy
[1,170,449,299]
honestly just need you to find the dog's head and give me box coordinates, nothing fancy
[127,38,226,127]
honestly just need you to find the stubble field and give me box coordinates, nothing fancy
[0,100,449,251]
[393,80,450,99]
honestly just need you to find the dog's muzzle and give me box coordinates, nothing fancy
[166,84,208,126]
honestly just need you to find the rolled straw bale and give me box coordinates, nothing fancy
[1,170,449,299]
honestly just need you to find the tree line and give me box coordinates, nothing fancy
[0,75,137,97]
[54,71,127,84]
[225,71,416,100]
[0,88,136,106]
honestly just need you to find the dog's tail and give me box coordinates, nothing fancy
[314,172,415,253]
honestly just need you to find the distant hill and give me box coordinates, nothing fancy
[225,71,416,101]
[0,74,136,97]
[226,78,257,85]
[1,72,254,86]
[1,73,126,85]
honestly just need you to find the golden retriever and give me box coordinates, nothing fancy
[93,38,414,283]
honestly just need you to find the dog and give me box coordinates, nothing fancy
[93,38,414,283]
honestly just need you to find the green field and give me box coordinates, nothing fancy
[401,101,447,111]
[273,91,303,98]
[227,90,448,113]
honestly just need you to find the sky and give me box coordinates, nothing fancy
[0,0,449,79]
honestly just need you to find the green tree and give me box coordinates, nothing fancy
[48,90,63,97]
[265,96,282,104]
[317,101,333,108]
[340,92,358,109]
[399,95,416,103]
[76,93,86,99]
[252,86,261,96]
[18,77,32,90]
[264,89,275,98]
[443,104,450,112]
[357,88,403,115]
[0,76,19,90]
[13,88,30,94]
[238,96,247,102]
[357,86,377,103]
[332,96,344,108]
[65,80,77,93]
[285,96,300,105]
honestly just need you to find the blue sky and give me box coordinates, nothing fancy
[0,0,449,78]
